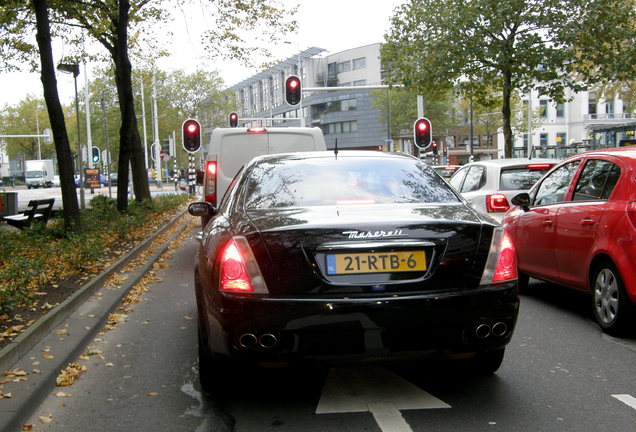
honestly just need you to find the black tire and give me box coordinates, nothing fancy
[591,260,635,335]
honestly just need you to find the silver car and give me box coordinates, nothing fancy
[449,158,558,222]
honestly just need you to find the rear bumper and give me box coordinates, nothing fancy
[201,283,519,364]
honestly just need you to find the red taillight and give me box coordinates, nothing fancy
[220,240,253,292]
[628,202,636,229]
[492,232,518,282]
[486,194,510,212]
[527,164,551,170]
[247,127,267,133]
[204,161,217,206]
[206,161,217,176]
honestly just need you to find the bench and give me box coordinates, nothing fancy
[2,198,55,230]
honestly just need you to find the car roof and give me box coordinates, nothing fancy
[457,158,560,168]
[576,147,636,159]
[250,150,417,164]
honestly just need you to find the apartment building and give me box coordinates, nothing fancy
[230,43,389,150]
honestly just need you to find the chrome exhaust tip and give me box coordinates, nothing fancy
[476,324,491,339]
[492,322,508,337]
[238,333,258,348]
[258,333,278,349]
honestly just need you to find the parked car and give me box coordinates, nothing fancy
[99,174,109,186]
[503,148,636,334]
[449,158,559,222]
[52,175,61,187]
[188,151,519,392]
[109,173,118,186]
[432,164,461,181]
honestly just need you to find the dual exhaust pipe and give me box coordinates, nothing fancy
[475,322,508,339]
[238,332,278,349]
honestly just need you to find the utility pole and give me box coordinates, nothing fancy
[84,62,93,169]
[151,73,162,188]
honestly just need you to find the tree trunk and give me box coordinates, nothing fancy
[32,0,81,232]
[501,70,514,159]
[113,0,150,212]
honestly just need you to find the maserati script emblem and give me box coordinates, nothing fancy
[342,229,407,239]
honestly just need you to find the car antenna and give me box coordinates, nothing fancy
[334,138,338,160]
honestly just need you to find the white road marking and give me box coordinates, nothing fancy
[316,366,450,432]
[612,394,636,410]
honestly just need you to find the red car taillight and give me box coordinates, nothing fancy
[481,228,518,284]
[204,160,217,206]
[220,239,253,292]
[486,194,510,212]
[217,236,269,294]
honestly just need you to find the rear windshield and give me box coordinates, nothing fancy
[243,156,461,209]
[499,166,552,190]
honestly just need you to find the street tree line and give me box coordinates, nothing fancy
[0,0,296,232]
[382,0,636,158]
[0,67,237,177]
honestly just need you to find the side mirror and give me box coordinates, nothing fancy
[195,170,204,186]
[511,193,531,212]
[188,202,217,218]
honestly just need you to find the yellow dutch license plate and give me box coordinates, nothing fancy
[326,251,427,275]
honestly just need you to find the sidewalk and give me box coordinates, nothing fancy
[0,210,194,432]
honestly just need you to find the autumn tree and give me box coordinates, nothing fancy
[370,87,455,143]
[382,0,636,158]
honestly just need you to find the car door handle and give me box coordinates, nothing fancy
[542,219,553,227]
[581,218,595,227]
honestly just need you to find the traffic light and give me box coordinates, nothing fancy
[285,75,302,105]
[182,118,201,153]
[413,117,432,149]
[229,112,238,128]
[432,142,438,156]
[91,146,101,164]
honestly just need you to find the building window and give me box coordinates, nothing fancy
[606,100,614,118]
[341,98,357,111]
[353,57,366,69]
[556,102,565,118]
[540,133,548,147]
[326,121,358,134]
[540,100,548,119]
[337,61,351,73]
[353,79,367,86]
[589,91,597,116]
[522,133,528,148]
[557,132,567,148]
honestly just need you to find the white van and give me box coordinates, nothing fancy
[200,126,327,207]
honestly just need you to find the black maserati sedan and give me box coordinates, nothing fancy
[189,151,519,391]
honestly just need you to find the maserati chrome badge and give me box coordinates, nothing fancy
[342,229,407,239]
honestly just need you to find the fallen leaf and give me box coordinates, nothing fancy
[55,329,68,335]
[147,392,158,396]
[3,369,28,377]
[39,415,52,423]
[21,424,34,431]
[56,391,72,397]
[43,352,54,359]
[56,363,87,386]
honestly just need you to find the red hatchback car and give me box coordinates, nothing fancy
[503,148,636,334]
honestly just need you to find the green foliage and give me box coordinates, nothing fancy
[382,0,636,157]
[0,194,191,314]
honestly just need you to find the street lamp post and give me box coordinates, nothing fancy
[57,63,85,209]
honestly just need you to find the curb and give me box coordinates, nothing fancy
[0,209,193,432]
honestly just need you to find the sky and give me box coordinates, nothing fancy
[0,0,405,108]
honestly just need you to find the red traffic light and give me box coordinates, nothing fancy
[285,75,302,105]
[182,118,201,153]
[229,112,238,128]
[413,117,432,149]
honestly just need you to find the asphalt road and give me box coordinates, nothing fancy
[24,231,636,432]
